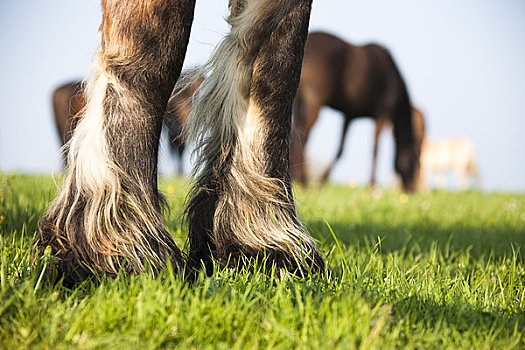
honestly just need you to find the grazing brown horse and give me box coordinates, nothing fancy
[38,0,324,284]
[52,81,84,152]
[290,31,419,192]
[370,106,426,189]
[52,72,202,174]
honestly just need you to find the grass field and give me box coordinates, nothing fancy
[1,174,524,349]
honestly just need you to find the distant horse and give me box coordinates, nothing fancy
[420,138,480,190]
[290,31,419,192]
[38,0,324,284]
[52,71,203,174]
[52,81,84,149]
[165,73,203,174]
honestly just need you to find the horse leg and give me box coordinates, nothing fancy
[319,116,351,186]
[165,120,184,175]
[184,0,324,276]
[167,127,183,176]
[436,169,447,188]
[370,118,387,189]
[52,82,84,168]
[455,165,469,190]
[175,107,188,176]
[38,0,196,284]
[468,156,481,189]
[418,165,428,191]
[52,87,69,147]
[290,97,321,188]
[176,143,185,176]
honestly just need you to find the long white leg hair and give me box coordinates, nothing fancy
[181,0,324,274]
[38,0,196,283]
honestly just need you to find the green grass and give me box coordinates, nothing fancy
[1,173,524,349]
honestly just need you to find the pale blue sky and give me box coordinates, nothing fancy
[1,0,524,192]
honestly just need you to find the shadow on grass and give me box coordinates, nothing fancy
[4,177,523,345]
[367,288,524,346]
[308,215,525,344]
[307,218,525,261]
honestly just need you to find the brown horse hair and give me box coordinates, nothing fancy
[38,0,323,284]
[38,0,197,284]
[181,0,324,275]
[52,69,202,176]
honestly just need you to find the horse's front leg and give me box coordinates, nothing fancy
[38,0,196,284]
[185,0,324,276]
